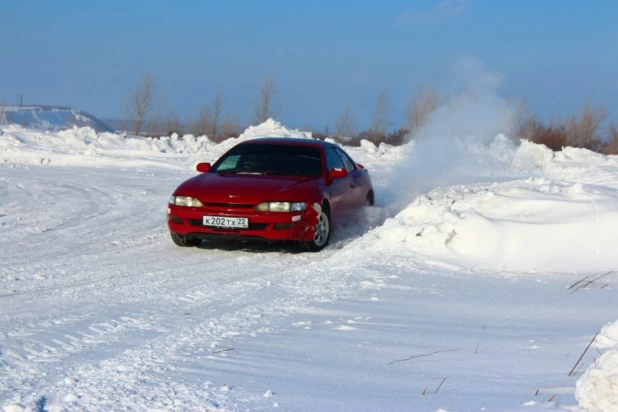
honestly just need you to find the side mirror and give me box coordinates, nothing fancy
[328,168,348,179]
[196,162,211,173]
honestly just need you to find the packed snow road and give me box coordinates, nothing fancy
[0,164,373,407]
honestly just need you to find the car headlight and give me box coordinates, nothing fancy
[255,202,306,212]
[169,195,204,207]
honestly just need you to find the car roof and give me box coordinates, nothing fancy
[240,137,336,149]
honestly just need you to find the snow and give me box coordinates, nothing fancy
[370,177,618,272]
[596,321,618,349]
[1,118,618,411]
[0,119,311,170]
[576,320,618,411]
[576,349,618,412]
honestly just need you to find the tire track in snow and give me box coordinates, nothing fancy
[0,246,348,408]
[11,249,377,410]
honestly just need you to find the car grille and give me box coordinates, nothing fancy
[203,202,254,209]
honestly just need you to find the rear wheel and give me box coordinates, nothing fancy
[170,231,201,247]
[304,209,331,252]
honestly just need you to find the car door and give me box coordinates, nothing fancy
[335,147,365,207]
[324,147,351,213]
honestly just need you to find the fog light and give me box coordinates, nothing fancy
[169,216,184,224]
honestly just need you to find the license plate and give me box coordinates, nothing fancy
[203,215,249,229]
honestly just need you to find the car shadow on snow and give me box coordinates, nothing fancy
[196,239,306,254]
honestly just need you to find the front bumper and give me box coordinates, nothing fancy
[167,205,314,242]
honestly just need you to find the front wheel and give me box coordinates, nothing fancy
[170,231,201,247]
[365,191,374,206]
[304,210,331,252]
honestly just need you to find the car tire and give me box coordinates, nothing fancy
[305,208,331,252]
[365,191,374,206]
[170,231,201,247]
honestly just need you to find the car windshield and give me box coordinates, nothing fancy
[212,143,322,177]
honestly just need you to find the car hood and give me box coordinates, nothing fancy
[175,173,318,204]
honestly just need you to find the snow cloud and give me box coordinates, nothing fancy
[381,54,520,213]
[418,54,518,143]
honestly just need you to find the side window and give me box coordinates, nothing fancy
[325,148,345,172]
[335,148,356,172]
[217,154,241,171]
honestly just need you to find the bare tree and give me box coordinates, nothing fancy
[193,91,227,140]
[210,90,225,139]
[519,115,569,152]
[221,113,240,139]
[252,74,282,125]
[126,72,158,136]
[165,108,182,136]
[604,123,618,155]
[184,109,193,135]
[565,104,607,149]
[0,101,5,124]
[406,84,440,138]
[335,105,355,138]
[194,105,212,137]
[148,93,166,136]
[517,113,540,142]
[370,90,390,138]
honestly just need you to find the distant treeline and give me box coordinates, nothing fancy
[86,72,618,155]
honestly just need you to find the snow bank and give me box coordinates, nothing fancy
[239,118,312,140]
[342,134,618,273]
[356,176,618,272]
[0,118,313,168]
[198,118,315,162]
[0,125,214,168]
[576,320,618,411]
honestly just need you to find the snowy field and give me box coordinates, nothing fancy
[1,119,618,411]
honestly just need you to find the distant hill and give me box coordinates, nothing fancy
[1,105,115,133]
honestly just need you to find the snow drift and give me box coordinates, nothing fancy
[0,119,312,168]
[576,320,618,411]
[364,176,618,272]
[345,134,618,273]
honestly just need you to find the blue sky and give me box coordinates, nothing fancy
[2,0,617,131]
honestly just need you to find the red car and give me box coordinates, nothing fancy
[167,138,374,251]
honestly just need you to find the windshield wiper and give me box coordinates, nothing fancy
[217,170,260,175]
